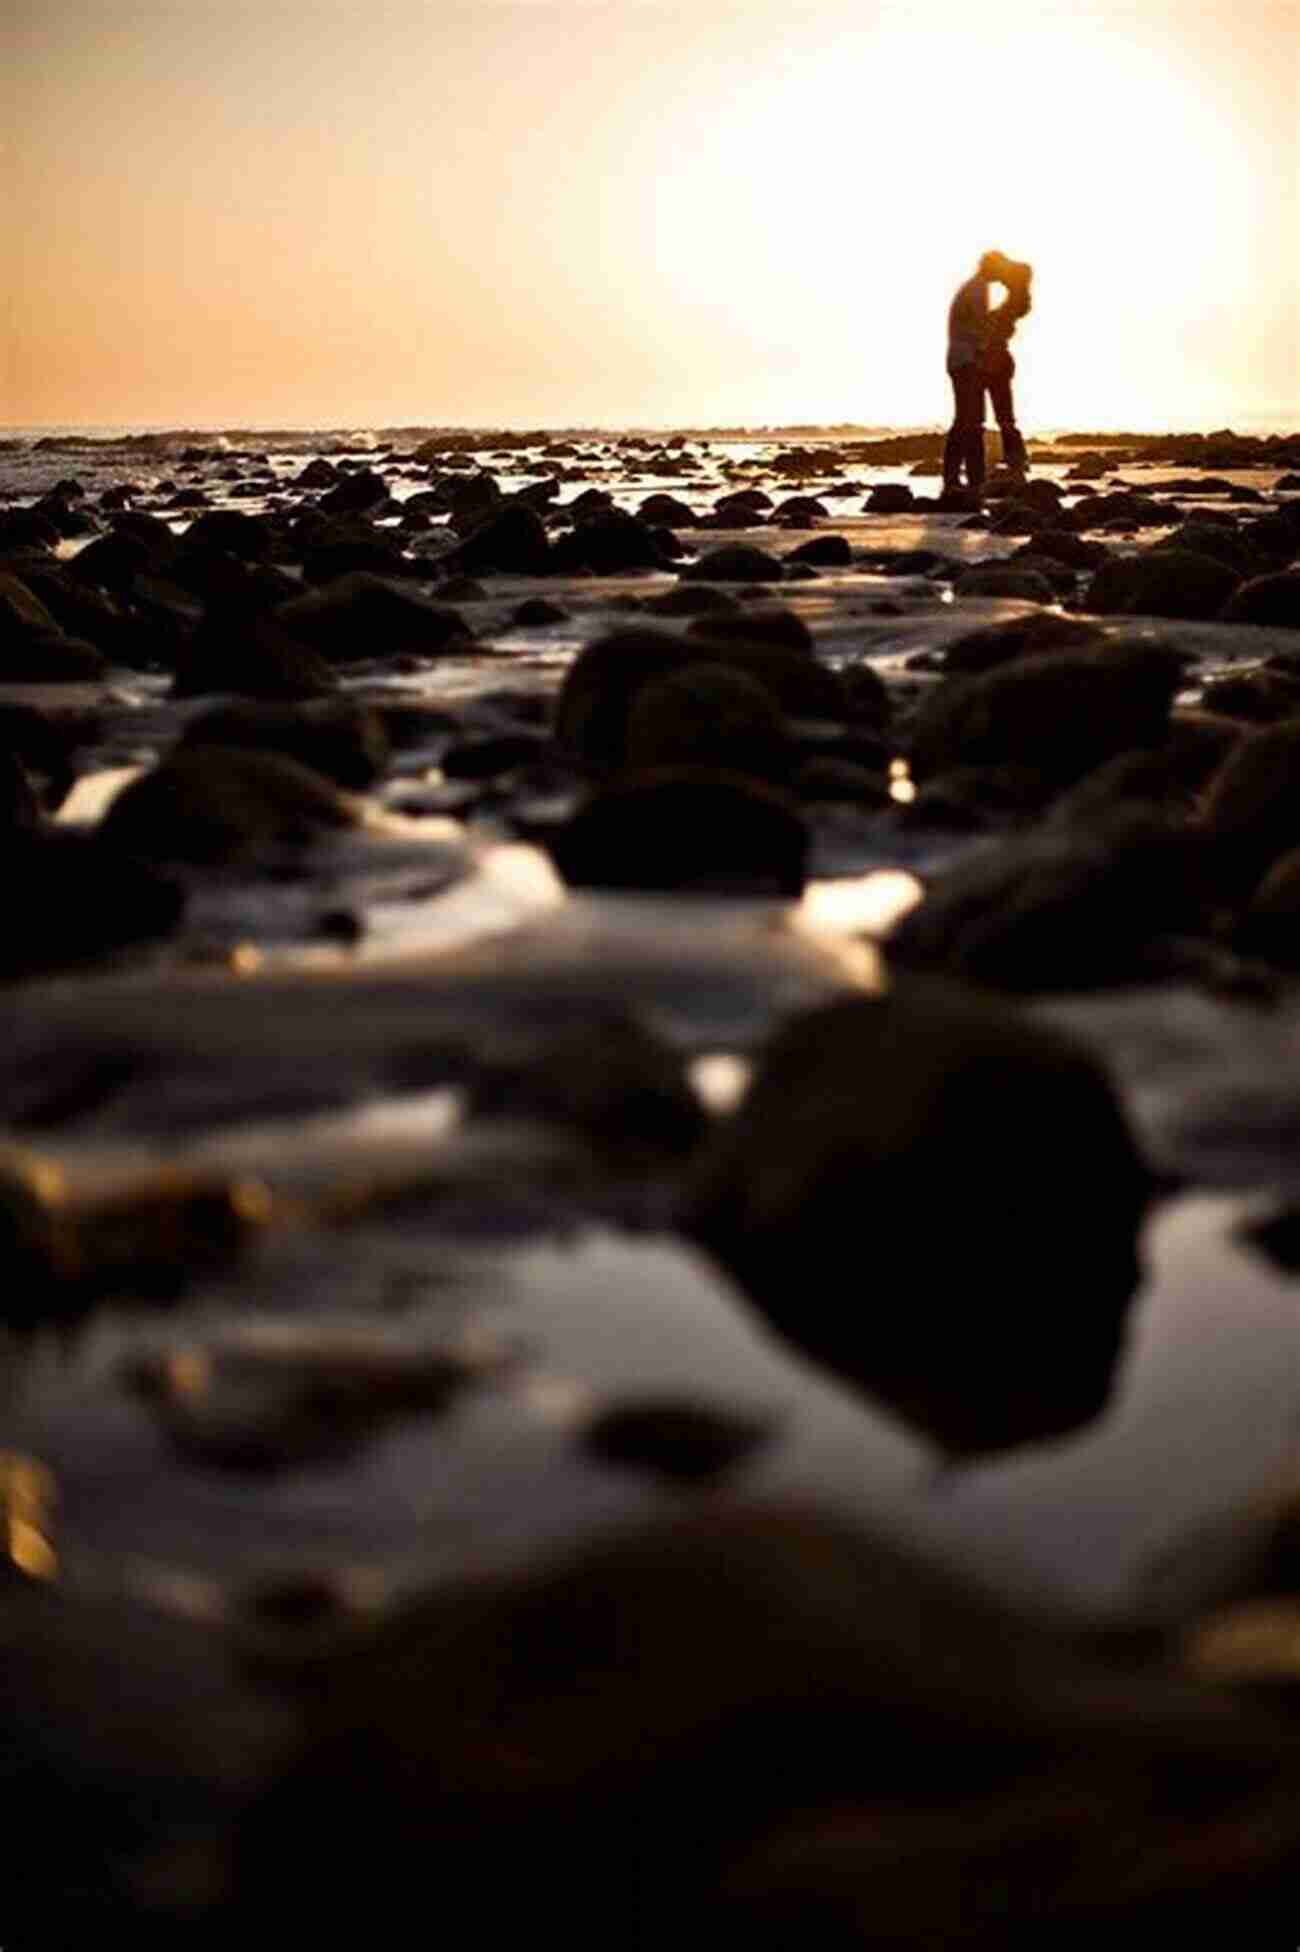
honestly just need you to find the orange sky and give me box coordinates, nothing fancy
[5,0,1298,431]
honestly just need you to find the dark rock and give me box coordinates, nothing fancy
[555,627,846,771]
[888,809,1208,990]
[182,510,272,560]
[0,748,42,835]
[0,830,183,977]
[1086,550,1243,620]
[441,732,550,780]
[1153,521,1262,575]
[450,503,551,575]
[581,1398,772,1481]
[172,605,336,700]
[911,642,1184,786]
[794,757,888,806]
[179,699,390,788]
[681,544,785,583]
[1219,572,1300,630]
[466,1011,705,1166]
[638,494,697,527]
[1200,667,1300,723]
[436,575,488,602]
[549,510,666,575]
[275,573,471,662]
[65,530,155,594]
[864,484,914,514]
[625,664,793,783]
[0,703,78,810]
[443,474,502,528]
[549,768,808,896]
[1237,848,1300,966]
[318,468,390,515]
[953,564,1057,603]
[645,584,738,618]
[944,611,1104,674]
[0,573,109,681]
[101,746,357,867]
[13,562,145,664]
[0,509,60,552]
[686,987,1149,1452]
[512,598,568,627]
[786,534,852,566]
[1202,719,1300,883]
[297,517,411,585]
[686,606,812,654]
[1165,710,1248,790]
[712,489,772,520]
[1017,529,1108,570]
[294,458,339,489]
[837,663,892,730]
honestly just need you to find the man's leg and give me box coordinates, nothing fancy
[944,369,985,490]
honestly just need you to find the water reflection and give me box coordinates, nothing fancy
[1,1452,58,1581]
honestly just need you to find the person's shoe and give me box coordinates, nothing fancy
[935,485,982,512]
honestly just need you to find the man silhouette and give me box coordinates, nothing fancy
[942,251,1031,500]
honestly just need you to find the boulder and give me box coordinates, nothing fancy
[179,698,390,788]
[638,494,697,527]
[548,510,667,575]
[863,484,914,514]
[1201,718,1300,883]
[681,544,785,583]
[625,664,793,783]
[449,503,551,576]
[953,564,1057,603]
[548,768,809,897]
[101,746,357,867]
[274,574,471,663]
[686,607,812,654]
[1237,848,1300,966]
[1200,667,1300,724]
[887,809,1208,990]
[686,987,1149,1453]
[172,606,336,700]
[1,830,183,976]
[181,510,273,560]
[910,643,1184,786]
[944,611,1104,675]
[905,644,1178,788]
[318,469,390,515]
[466,1011,705,1166]
[554,627,844,771]
[1219,572,1300,630]
[786,534,852,567]
[0,573,109,681]
[1085,549,1243,620]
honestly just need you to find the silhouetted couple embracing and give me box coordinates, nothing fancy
[943,250,1032,502]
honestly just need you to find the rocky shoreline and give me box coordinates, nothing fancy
[3,425,1300,1941]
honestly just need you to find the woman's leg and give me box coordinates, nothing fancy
[987,367,1027,473]
[944,369,986,490]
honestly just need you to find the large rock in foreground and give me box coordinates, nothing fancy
[687,987,1150,1454]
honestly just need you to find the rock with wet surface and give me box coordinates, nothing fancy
[909,642,1185,789]
[549,768,809,897]
[1086,549,1243,621]
[687,986,1151,1453]
[100,745,358,867]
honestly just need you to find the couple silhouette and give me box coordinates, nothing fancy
[943,250,1031,500]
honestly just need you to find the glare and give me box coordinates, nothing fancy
[647,6,1258,427]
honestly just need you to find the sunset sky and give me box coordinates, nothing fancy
[5,0,1298,432]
